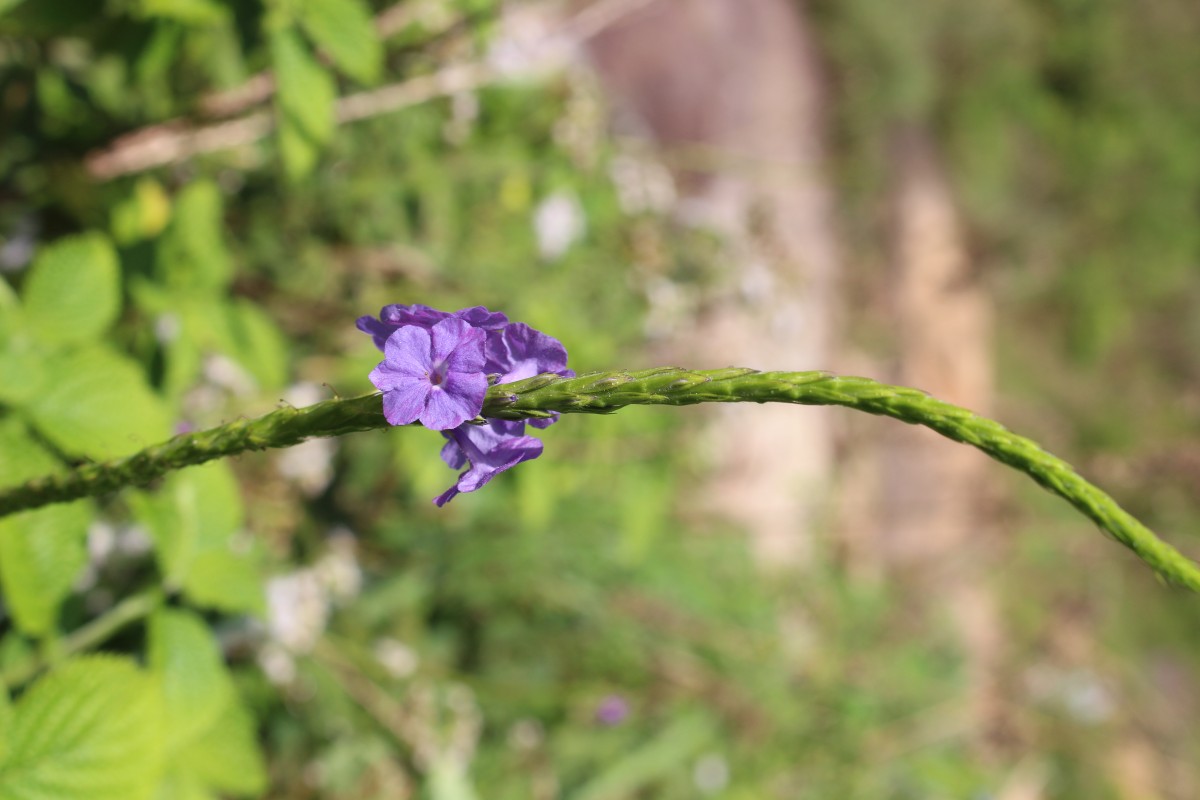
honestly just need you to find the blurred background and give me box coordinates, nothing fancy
[2,0,1200,796]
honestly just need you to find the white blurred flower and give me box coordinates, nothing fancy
[315,529,362,604]
[693,753,730,795]
[487,4,574,79]
[258,642,297,686]
[1025,664,1114,724]
[534,192,585,260]
[154,313,181,344]
[117,525,153,556]
[609,153,676,214]
[202,354,256,397]
[374,638,419,679]
[265,570,328,654]
[87,521,118,565]
[276,383,338,495]
[277,437,337,496]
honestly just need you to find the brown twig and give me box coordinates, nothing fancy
[82,0,662,181]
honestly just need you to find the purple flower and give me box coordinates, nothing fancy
[595,695,630,726]
[360,303,572,504]
[368,318,487,430]
[486,322,571,383]
[433,421,544,507]
[357,304,509,351]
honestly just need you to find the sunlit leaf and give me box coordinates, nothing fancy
[26,345,171,460]
[21,233,120,347]
[0,418,90,636]
[157,180,233,292]
[138,0,228,25]
[271,27,335,180]
[148,609,233,751]
[128,462,262,614]
[171,698,266,796]
[0,657,165,800]
[297,0,381,84]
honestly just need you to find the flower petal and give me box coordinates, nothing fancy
[382,326,433,376]
[487,322,571,383]
[454,306,509,330]
[379,379,431,426]
[381,303,450,328]
[431,422,544,505]
[429,317,485,373]
[420,371,487,430]
[440,436,467,469]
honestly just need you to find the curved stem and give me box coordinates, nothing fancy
[1,368,1197,591]
[0,589,163,689]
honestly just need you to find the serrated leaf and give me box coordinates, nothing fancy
[147,609,264,798]
[0,418,90,636]
[227,300,288,390]
[128,462,262,614]
[25,345,171,460]
[271,27,335,180]
[148,609,233,751]
[171,699,266,796]
[182,549,264,615]
[21,233,120,347]
[0,657,164,800]
[157,181,233,292]
[298,0,382,84]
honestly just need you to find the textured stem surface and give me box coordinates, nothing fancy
[1,368,1196,591]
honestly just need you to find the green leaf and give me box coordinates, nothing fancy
[0,657,164,800]
[0,278,18,343]
[0,683,12,762]
[227,300,289,391]
[157,180,233,292]
[297,0,382,84]
[170,699,266,796]
[0,418,90,636]
[138,0,229,25]
[148,609,233,751]
[271,27,335,180]
[128,463,263,614]
[110,178,172,245]
[0,341,52,407]
[181,550,264,615]
[25,345,171,460]
[21,233,121,347]
[147,609,264,796]
[154,772,216,800]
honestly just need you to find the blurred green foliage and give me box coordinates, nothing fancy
[1,0,1199,797]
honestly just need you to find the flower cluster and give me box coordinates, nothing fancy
[359,304,572,505]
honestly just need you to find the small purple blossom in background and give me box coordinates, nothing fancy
[595,695,630,726]
[368,317,487,431]
[360,303,572,504]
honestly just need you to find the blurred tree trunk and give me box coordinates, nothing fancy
[858,125,1013,759]
[586,0,839,567]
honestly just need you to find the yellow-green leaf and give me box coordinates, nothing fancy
[0,418,90,636]
[148,609,233,751]
[26,345,171,460]
[157,180,233,292]
[21,233,121,347]
[0,657,165,800]
[298,0,382,84]
[271,27,335,180]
